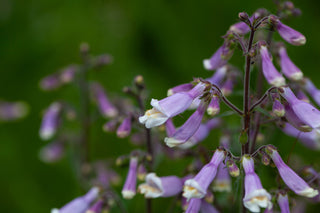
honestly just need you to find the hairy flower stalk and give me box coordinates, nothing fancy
[266,146,318,198]
[242,156,272,212]
[183,149,226,200]
[164,100,209,147]
[138,173,183,198]
[139,82,207,128]
[51,187,100,213]
[122,157,138,199]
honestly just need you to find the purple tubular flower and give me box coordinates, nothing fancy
[260,45,286,87]
[206,65,228,86]
[272,99,285,117]
[121,157,138,199]
[60,65,77,84]
[304,78,320,106]
[277,193,290,213]
[242,156,272,212]
[227,159,240,177]
[167,83,193,96]
[139,82,206,128]
[51,187,99,213]
[200,200,219,213]
[266,146,318,198]
[203,45,230,71]
[279,46,303,81]
[39,74,62,91]
[272,18,306,46]
[183,149,226,200]
[165,119,176,137]
[177,118,221,149]
[137,164,147,181]
[281,123,320,149]
[39,141,64,163]
[86,199,104,213]
[207,95,220,116]
[280,86,320,132]
[212,162,231,192]
[229,21,250,35]
[138,173,183,198]
[116,116,132,138]
[164,101,208,147]
[0,101,28,121]
[296,90,310,103]
[102,120,118,132]
[283,102,312,132]
[220,78,235,96]
[92,83,118,118]
[93,162,120,188]
[39,102,62,140]
[185,198,202,213]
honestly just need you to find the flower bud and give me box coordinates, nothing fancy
[227,159,240,177]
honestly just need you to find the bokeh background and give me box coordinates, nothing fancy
[1,0,320,212]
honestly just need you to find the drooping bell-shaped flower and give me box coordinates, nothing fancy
[278,46,303,81]
[164,100,208,148]
[167,83,193,96]
[86,199,104,213]
[138,173,183,198]
[200,200,220,213]
[266,145,318,198]
[212,162,231,192]
[269,15,306,46]
[203,43,233,71]
[207,94,220,116]
[296,90,310,103]
[122,157,138,199]
[102,120,118,132]
[185,198,202,213]
[140,82,206,128]
[272,98,285,117]
[177,118,221,149]
[39,73,62,91]
[220,78,235,96]
[242,155,272,212]
[283,102,312,132]
[183,149,226,200]
[259,43,286,87]
[0,101,28,121]
[227,159,240,177]
[39,102,62,140]
[51,187,100,213]
[91,83,118,118]
[304,78,320,106]
[280,86,320,132]
[277,192,290,213]
[206,65,228,86]
[59,65,77,84]
[39,141,65,163]
[137,164,147,181]
[281,123,320,149]
[116,115,132,138]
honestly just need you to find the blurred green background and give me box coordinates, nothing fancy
[1,0,320,212]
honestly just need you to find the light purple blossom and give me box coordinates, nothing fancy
[206,65,228,85]
[185,198,202,213]
[177,118,221,149]
[280,86,320,132]
[277,192,290,213]
[0,101,28,121]
[207,94,220,116]
[212,162,231,192]
[270,16,306,46]
[167,83,193,96]
[39,73,62,91]
[164,101,208,147]
[138,173,183,198]
[183,149,226,200]
[139,82,206,128]
[221,78,235,96]
[116,116,132,138]
[281,123,320,149]
[86,199,104,213]
[39,141,64,163]
[304,78,320,106]
[200,200,220,213]
[242,156,272,212]
[121,157,138,199]
[272,98,285,117]
[92,83,118,118]
[266,146,318,198]
[260,44,286,87]
[39,102,62,140]
[51,187,99,213]
[283,102,312,132]
[203,44,233,71]
[279,46,303,81]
